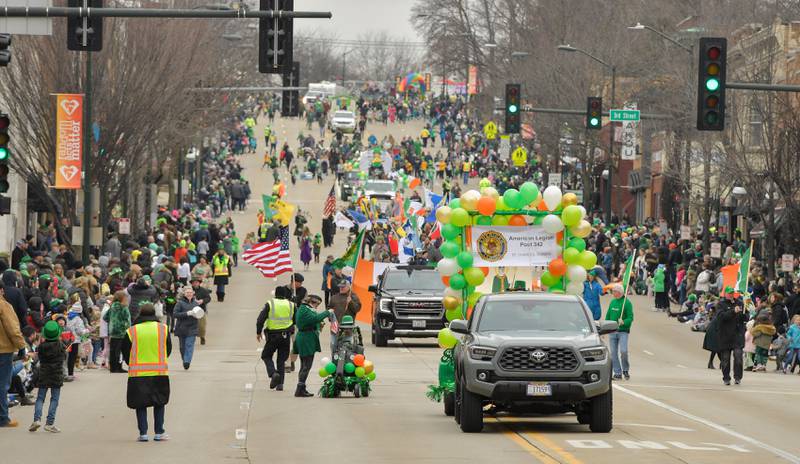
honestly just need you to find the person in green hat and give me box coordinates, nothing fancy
[605,284,634,380]
[714,285,746,385]
[30,321,66,433]
[292,294,332,397]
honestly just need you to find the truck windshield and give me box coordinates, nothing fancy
[383,271,444,291]
[365,182,394,193]
[476,300,592,333]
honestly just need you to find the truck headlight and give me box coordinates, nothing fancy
[580,347,607,362]
[469,346,497,361]
[379,299,392,313]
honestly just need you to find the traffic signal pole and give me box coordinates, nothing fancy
[82,49,92,263]
[0,7,331,19]
[605,66,615,225]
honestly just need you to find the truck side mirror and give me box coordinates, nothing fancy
[368,285,378,293]
[596,320,618,335]
[449,319,469,334]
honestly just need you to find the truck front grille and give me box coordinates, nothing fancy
[499,347,579,372]
[394,300,443,318]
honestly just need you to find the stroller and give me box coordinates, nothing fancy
[319,315,371,398]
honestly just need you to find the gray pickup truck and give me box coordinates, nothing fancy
[449,292,618,433]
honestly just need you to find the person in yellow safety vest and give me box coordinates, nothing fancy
[212,247,232,302]
[255,286,296,391]
[121,303,172,442]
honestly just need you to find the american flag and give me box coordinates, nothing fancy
[242,226,293,278]
[323,185,337,219]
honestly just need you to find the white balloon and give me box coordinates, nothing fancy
[443,287,462,299]
[542,214,565,234]
[578,205,587,220]
[320,357,331,365]
[543,186,563,211]
[566,281,584,295]
[437,258,459,276]
[567,265,587,283]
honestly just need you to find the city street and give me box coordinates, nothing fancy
[3,115,798,464]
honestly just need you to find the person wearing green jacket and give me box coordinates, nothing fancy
[230,232,241,267]
[653,264,669,312]
[292,294,332,398]
[605,284,634,380]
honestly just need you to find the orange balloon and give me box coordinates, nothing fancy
[476,196,497,216]
[480,266,490,276]
[353,354,365,367]
[442,276,450,286]
[537,199,549,211]
[508,215,527,226]
[556,231,564,244]
[549,258,567,277]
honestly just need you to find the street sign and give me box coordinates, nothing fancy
[548,172,562,187]
[511,146,527,166]
[782,254,794,272]
[680,225,691,240]
[499,136,510,160]
[710,242,721,258]
[610,109,640,122]
[118,218,130,235]
[483,121,498,140]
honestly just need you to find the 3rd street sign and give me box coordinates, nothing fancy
[610,109,640,122]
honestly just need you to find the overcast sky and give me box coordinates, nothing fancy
[294,0,420,41]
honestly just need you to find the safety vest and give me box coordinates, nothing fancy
[259,223,269,240]
[264,298,295,331]
[213,255,230,276]
[126,321,168,378]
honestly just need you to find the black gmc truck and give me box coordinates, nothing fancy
[369,265,446,347]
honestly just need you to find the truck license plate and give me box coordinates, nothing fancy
[412,320,426,329]
[526,383,552,396]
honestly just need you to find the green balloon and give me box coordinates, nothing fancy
[533,215,544,225]
[442,224,461,240]
[367,372,377,381]
[466,285,476,294]
[476,215,493,225]
[449,273,467,290]
[467,291,483,307]
[496,197,510,211]
[569,237,586,252]
[345,362,356,374]
[440,241,460,258]
[319,367,329,378]
[438,328,458,349]
[548,280,565,292]
[463,267,485,286]
[456,251,474,269]
[449,198,461,210]
[503,189,522,209]
[520,182,540,204]
[491,214,510,226]
[561,205,582,227]
[325,362,336,375]
[563,247,580,265]
[450,208,470,227]
[541,271,559,288]
[355,367,366,378]
[579,250,598,270]
[445,307,462,321]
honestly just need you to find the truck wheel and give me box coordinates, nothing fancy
[353,384,361,398]
[443,392,455,416]
[589,390,613,433]
[459,380,484,433]
[373,328,388,347]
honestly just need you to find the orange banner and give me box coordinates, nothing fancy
[468,65,479,95]
[55,94,83,189]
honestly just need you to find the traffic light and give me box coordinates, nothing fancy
[67,0,104,52]
[586,97,602,130]
[259,0,294,74]
[697,37,727,131]
[505,83,521,134]
[282,61,300,117]
[0,34,11,67]
[0,113,9,197]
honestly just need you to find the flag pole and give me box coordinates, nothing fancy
[742,239,754,295]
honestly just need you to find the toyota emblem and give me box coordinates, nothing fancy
[530,350,548,362]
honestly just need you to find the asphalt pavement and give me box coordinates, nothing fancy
[4,115,799,464]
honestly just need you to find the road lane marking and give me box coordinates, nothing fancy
[614,384,799,462]
[566,440,750,452]
[616,422,694,432]
[676,364,688,369]
[244,383,253,391]
[504,431,561,464]
[621,383,800,396]
[528,432,584,464]
[643,350,655,356]
[235,429,247,440]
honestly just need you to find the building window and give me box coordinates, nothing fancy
[749,103,763,147]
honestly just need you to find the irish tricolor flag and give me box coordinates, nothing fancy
[621,253,635,295]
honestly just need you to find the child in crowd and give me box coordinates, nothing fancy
[313,233,322,264]
[87,308,102,369]
[783,314,800,374]
[30,321,66,433]
[749,314,776,372]
[771,326,789,372]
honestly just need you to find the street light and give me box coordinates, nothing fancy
[627,23,692,53]
[557,43,616,224]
